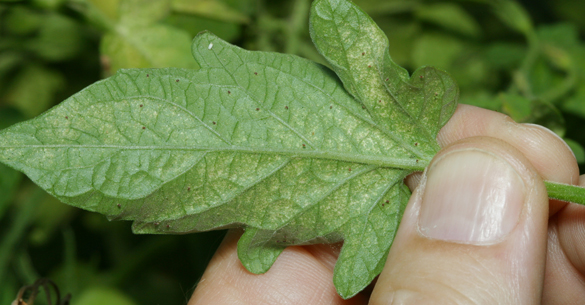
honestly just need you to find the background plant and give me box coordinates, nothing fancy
[0,0,584,303]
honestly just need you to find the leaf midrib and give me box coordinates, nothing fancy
[0,143,427,170]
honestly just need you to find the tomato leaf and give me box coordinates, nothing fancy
[0,0,459,299]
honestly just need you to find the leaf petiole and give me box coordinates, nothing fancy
[544,180,585,205]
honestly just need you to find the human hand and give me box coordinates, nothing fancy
[188,105,584,304]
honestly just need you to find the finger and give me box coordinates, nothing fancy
[542,174,585,304]
[189,230,367,305]
[371,137,549,304]
[408,104,580,215]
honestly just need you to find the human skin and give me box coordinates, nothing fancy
[188,104,584,305]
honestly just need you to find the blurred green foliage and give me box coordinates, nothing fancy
[0,0,584,303]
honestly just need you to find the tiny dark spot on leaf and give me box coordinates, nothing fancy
[142,127,146,129]
[385,78,389,81]
[65,116,68,119]
[416,159,419,163]
[187,187,191,191]
[362,52,365,56]
[330,105,333,109]
[166,224,170,228]
[379,100,382,103]
[368,65,371,68]
[386,200,389,203]
[228,91,231,94]
[382,204,385,207]
[435,92,438,96]
[285,106,289,110]
[302,144,306,148]
[419,75,424,80]
[212,121,216,125]
[362,105,366,109]
[414,142,418,146]
[348,168,352,172]
[254,72,258,75]
[154,222,160,226]
[176,79,179,82]
[146,74,149,77]
[256,108,260,111]
[139,104,143,107]
[117,203,121,208]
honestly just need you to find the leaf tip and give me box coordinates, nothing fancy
[191,30,220,65]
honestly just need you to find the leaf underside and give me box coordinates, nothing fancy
[0,0,458,299]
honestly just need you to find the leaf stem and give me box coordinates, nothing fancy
[545,180,585,205]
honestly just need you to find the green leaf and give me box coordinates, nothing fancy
[118,0,171,26]
[99,0,198,74]
[492,0,533,35]
[6,64,65,117]
[0,0,459,299]
[4,6,42,36]
[537,23,580,50]
[101,24,199,73]
[27,13,85,62]
[237,227,285,274]
[88,0,120,21]
[171,0,250,24]
[0,31,430,298]
[415,3,481,38]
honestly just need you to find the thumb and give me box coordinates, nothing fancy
[371,137,549,304]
